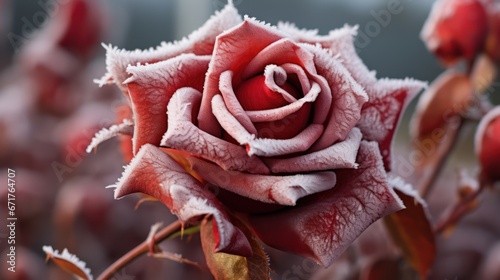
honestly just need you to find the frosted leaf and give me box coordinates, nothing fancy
[43,246,93,280]
[85,119,133,153]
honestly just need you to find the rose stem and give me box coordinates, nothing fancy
[434,182,487,234]
[97,220,182,280]
[419,119,464,198]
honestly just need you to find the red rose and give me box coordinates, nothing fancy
[475,106,500,183]
[421,0,488,66]
[91,4,424,266]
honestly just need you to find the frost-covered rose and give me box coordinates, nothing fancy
[421,0,488,66]
[91,4,424,266]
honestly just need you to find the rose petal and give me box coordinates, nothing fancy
[245,81,319,123]
[188,156,337,206]
[124,54,210,153]
[264,127,362,173]
[278,23,378,90]
[98,4,242,92]
[212,94,324,157]
[240,38,317,80]
[248,141,405,267]
[161,88,269,174]
[112,144,252,256]
[356,78,426,170]
[300,43,368,151]
[198,17,284,136]
[263,64,299,103]
[219,70,258,135]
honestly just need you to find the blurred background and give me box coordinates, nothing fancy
[0,0,498,279]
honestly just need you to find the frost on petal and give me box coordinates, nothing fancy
[85,119,133,153]
[188,156,337,205]
[100,4,242,93]
[43,246,93,280]
[278,24,378,90]
[264,127,362,173]
[301,44,368,151]
[161,88,269,174]
[357,78,426,170]
[198,18,285,136]
[248,141,404,267]
[112,144,252,256]
[125,54,210,154]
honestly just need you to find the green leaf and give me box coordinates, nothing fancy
[384,177,436,279]
[200,217,270,280]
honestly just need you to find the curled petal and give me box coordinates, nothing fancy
[188,157,337,206]
[241,38,317,80]
[212,94,323,157]
[98,4,242,93]
[263,64,297,103]
[113,144,252,256]
[279,24,378,91]
[265,127,362,173]
[219,70,258,135]
[125,54,211,153]
[299,44,368,151]
[162,88,269,174]
[249,141,404,267]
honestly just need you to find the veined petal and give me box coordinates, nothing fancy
[249,141,404,267]
[357,78,426,170]
[188,157,337,206]
[125,54,210,153]
[162,88,269,174]
[113,144,252,256]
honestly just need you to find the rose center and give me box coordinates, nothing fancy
[234,74,311,139]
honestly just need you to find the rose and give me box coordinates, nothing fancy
[421,0,488,66]
[91,3,424,266]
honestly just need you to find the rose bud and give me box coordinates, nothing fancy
[410,69,472,140]
[421,0,488,66]
[91,3,425,267]
[475,106,500,183]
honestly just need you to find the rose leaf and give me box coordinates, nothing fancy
[200,217,270,280]
[383,176,436,279]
